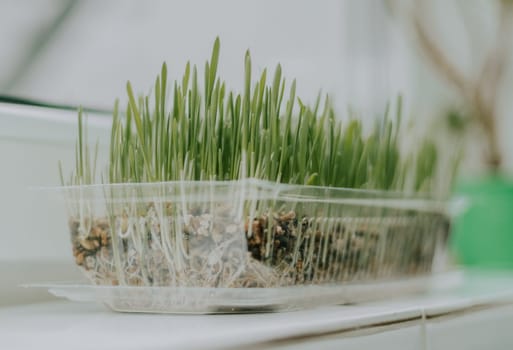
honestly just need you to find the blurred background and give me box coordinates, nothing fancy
[1,0,512,305]
[0,0,401,112]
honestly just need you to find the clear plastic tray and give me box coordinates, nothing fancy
[29,271,463,314]
[55,178,451,313]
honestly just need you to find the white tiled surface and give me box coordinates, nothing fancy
[267,324,423,350]
[0,302,418,350]
[2,271,513,349]
[426,304,513,350]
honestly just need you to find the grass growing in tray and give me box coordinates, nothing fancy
[59,38,453,291]
[63,38,439,193]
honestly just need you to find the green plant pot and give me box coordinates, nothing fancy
[451,176,513,268]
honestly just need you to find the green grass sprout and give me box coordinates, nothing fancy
[66,37,444,195]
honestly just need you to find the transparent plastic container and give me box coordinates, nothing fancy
[59,179,451,313]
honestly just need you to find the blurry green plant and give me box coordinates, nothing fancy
[61,38,443,194]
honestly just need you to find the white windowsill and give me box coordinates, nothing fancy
[2,271,513,349]
[0,102,111,144]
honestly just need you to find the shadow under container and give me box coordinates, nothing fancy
[60,179,451,313]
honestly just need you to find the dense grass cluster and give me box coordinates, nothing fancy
[63,38,440,193]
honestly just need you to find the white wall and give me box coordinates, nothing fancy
[6,1,345,108]
[0,103,110,261]
[0,104,110,304]
[0,1,415,118]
